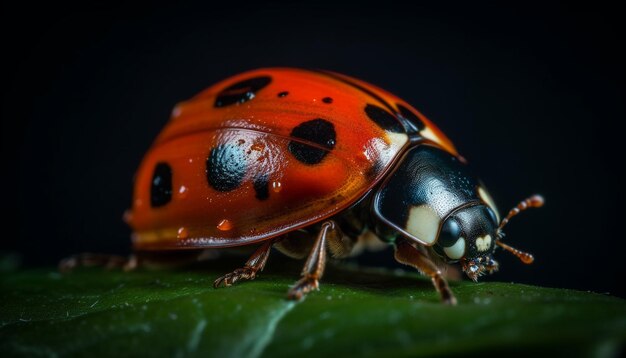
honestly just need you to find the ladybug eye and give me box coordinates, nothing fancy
[438,218,461,247]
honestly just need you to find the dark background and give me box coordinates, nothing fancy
[2,3,624,297]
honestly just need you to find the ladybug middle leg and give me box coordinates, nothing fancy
[394,239,457,305]
[213,240,274,288]
[286,220,347,300]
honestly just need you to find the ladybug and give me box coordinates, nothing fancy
[64,68,543,304]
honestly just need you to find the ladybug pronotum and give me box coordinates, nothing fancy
[62,68,543,304]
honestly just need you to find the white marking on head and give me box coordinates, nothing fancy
[476,234,492,252]
[478,187,500,222]
[405,205,440,245]
[443,237,466,260]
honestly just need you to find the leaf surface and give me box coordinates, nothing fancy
[1,261,624,357]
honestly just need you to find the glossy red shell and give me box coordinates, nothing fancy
[127,68,456,250]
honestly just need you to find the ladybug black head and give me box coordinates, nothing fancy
[458,195,544,281]
[433,204,500,280]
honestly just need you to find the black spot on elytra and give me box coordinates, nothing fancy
[397,104,425,131]
[151,162,172,207]
[278,91,289,97]
[322,97,333,104]
[288,119,336,165]
[206,144,247,191]
[253,175,270,200]
[214,76,271,107]
[364,104,404,133]
[312,70,398,114]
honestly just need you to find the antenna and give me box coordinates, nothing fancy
[496,194,544,264]
[496,241,534,264]
[498,194,544,231]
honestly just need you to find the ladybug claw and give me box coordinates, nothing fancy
[213,267,257,288]
[287,276,319,300]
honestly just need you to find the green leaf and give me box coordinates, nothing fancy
[1,258,625,358]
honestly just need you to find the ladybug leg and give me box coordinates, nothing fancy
[59,251,215,273]
[287,221,340,300]
[394,239,457,305]
[59,253,138,273]
[213,240,273,288]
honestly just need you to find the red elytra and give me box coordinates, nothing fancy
[126,68,456,250]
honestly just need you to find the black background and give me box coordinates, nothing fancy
[3,3,624,297]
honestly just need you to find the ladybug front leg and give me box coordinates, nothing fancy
[287,221,341,300]
[213,240,273,288]
[394,239,457,305]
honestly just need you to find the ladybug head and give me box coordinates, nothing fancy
[433,204,500,280]
[436,196,543,281]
